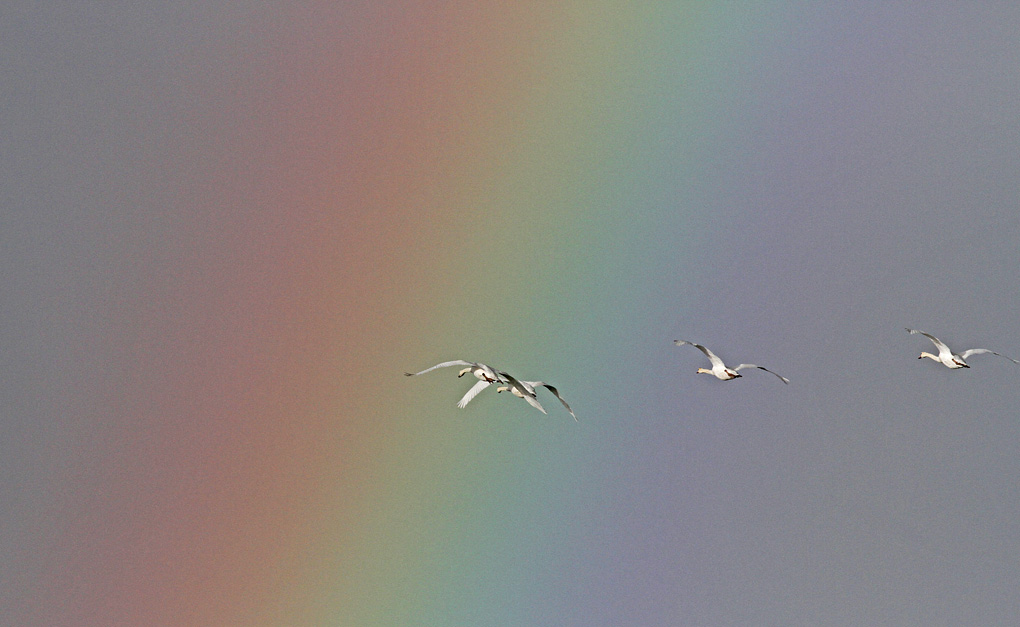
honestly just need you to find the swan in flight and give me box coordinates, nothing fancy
[674,340,790,384]
[404,360,507,408]
[906,328,1019,369]
[496,371,577,420]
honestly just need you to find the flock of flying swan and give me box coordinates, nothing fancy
[406,329,1018,420]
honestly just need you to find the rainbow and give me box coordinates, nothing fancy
[17,4,828,624]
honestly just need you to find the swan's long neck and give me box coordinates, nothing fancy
[696,368,713,375]
[920,351,967,368]
[496,385,526,398]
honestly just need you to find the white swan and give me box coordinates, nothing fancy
[906,328,1019,369]
[404,360,507,408]
[674,340,790,384]
[496,371,577,420]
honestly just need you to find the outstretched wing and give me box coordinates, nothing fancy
[532,382,576,421]
[675,340,725,368]
[520,394,546,414]
[405,360,473,377]
[906,329,951,354]
[734,364,790,384]
[960,348,1020,364]
[456,379,492,408]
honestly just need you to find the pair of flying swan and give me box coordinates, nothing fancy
[673,328,1015,383]
[404,360,576,420]
[675,329,1017,382]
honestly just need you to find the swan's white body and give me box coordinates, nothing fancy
[906,328,1019,369]
[404,360,507,408]
[496,371,576,420]
[674,340,789,384]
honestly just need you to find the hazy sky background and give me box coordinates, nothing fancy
[3,3,1020,625]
